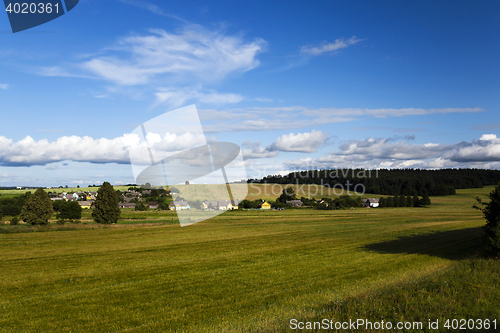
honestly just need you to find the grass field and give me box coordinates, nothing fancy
[0,186,498,332]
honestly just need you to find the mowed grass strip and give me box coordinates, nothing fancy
[0,187,494,332]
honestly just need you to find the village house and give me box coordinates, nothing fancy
[363,198,380,208]
[286,200,303,207]
[119,203,136,209]
[148,202,158,209]
[78,201,92,209]
[201,200,240,210]
[169,201,190,211]
[259,201,271,210]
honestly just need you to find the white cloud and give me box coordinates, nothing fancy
[117,0,186,21]
[0,132,205,167]
[444,134,500,162]
[242,146,279,159]
[154,87,243,108]
[37,66,79,78]
[240,130,327,160]
[268,130,327,153]
[301,36,363,55]
[338,137,451,160]
[78,26,266,86]
[283,135,500,170]
[199,106,482,133]
[0,84,9,89]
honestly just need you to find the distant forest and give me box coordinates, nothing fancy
[248,169,500,196]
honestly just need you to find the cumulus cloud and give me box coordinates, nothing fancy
[444,134,500,162]
[301,36,363,55]
[0,132,206,167]
[268,130,327,153]
[338,137,451,160]
[241,130,328,160]
[76,26,265,86]
[242,146,279,160]
[283,134,500,170]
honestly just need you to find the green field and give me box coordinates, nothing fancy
[0,186,498,332]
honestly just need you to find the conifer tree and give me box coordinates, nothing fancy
[92,182,120,224]
[422,193,431,206]
[19,188,53,225]
[474,183,500,254]
[413,194,422,207]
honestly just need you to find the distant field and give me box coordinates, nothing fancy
[0,185,132,195]
[0,186,497,332]
[0,183,376,201]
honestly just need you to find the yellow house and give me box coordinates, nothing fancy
[259,201,271,210]
[78,201,92,209]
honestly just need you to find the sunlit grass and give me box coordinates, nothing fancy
[0,186,496,332]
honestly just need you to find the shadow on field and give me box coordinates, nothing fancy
[364,227,485,260]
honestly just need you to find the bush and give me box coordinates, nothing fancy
[10,216,19,225]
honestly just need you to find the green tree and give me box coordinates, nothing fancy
[277,187,296,203]
[406,195,413,207]
[10,216,19,225]
[135,202,147,211]
[92,182,121,224]
[422,193,431,206]
[57,201,82,222]
[474,183,500,254]
[413,194,422,207]
[19,188,53,225]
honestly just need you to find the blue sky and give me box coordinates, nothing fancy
[1,0,499,186]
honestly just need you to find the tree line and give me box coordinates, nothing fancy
[0,182,121,225]
[248,168,500,196]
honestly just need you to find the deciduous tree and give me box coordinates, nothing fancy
[57,201,82,222]
[19,188,53,225]
[92,182,120,224]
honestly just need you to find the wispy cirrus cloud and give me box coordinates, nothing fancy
[199,106,483,133]
[77,26,266,86]
[117,0,187,22]
[0,84,9,89]
[36,24,266,106]
[301,36,364,55]
[153,87,244,109]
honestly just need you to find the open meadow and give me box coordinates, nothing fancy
[0,186,499,332]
